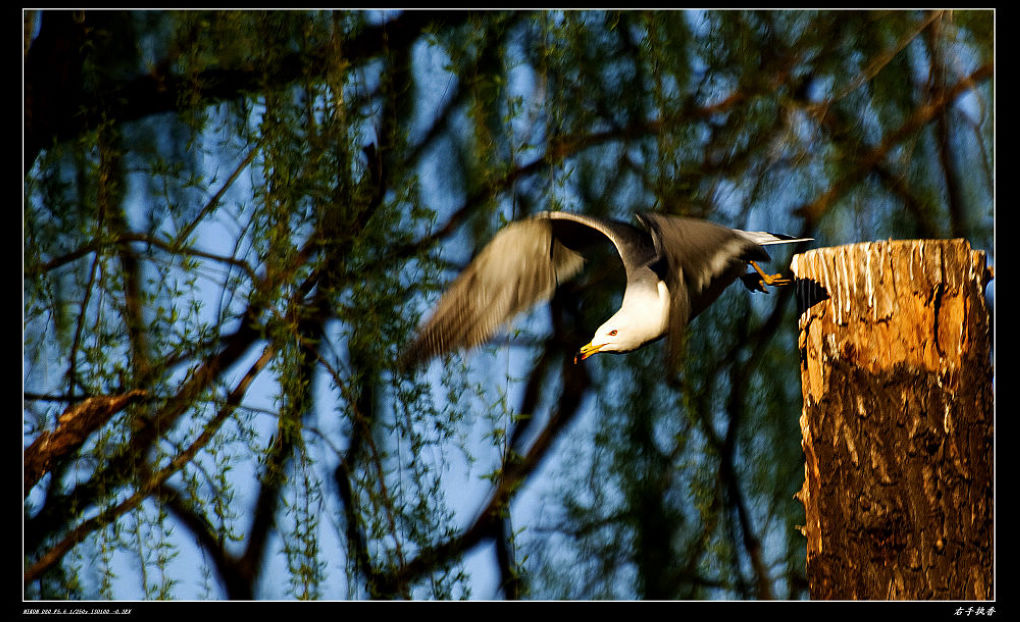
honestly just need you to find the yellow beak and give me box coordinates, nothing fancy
[573,342,602,364]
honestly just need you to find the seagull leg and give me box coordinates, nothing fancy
[748,260,792,289]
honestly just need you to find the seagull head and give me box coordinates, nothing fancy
[574,288,671,364]
[574,316,648,363]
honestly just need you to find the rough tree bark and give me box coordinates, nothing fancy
[791,239,993,600]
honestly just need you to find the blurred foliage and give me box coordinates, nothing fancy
[24,9,992,599]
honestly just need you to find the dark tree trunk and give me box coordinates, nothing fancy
[792,240,993,600]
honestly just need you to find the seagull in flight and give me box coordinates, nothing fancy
[401,211,811,370]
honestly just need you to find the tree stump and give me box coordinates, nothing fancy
[791,239,993,600]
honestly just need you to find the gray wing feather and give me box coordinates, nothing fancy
[402,214,608,368]
[543,211,656,277]
[636,213,768,370]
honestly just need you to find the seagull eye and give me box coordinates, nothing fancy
[608,329,618,336]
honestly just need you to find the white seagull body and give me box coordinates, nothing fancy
[402,211,811,369]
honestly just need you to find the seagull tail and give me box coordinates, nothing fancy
[743,231,814,246]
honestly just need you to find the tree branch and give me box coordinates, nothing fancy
[373,330,591,594]
[24,390,147,494]
[37,233,262,285]
[796,62,992,229]
[25,10,473,170]
[24,345,274,586]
